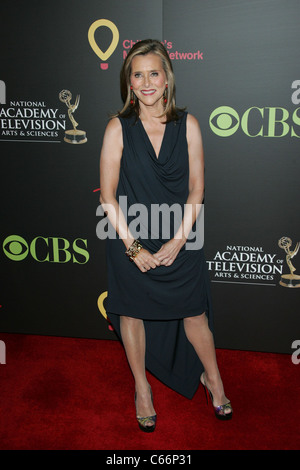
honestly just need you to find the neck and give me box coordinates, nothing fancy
[138,101,165,123]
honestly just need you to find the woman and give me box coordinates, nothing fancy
[99,39,232,432]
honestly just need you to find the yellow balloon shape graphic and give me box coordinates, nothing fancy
[88,19,119,70]
[97,291,114,331]
[97,291,108,319]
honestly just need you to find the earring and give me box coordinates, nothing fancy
[130,85,134,105]
[164,84,168,104]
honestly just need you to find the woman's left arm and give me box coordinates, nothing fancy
[154,114,204,266]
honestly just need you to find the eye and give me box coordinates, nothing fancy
[151,72,159,77]
[3,235,29,261]
[209,106,240,137]
[133,73,142,78]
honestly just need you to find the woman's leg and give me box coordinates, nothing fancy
[120,316,155,420]
[183,313,231,412]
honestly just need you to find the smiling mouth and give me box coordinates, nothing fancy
[141,90,156,95]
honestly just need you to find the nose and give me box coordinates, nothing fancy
[143,74,150,87]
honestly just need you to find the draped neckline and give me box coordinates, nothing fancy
[138,117,168,160]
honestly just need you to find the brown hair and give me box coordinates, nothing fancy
[116,39,183,122]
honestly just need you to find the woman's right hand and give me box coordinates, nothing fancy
[133,248,161,273]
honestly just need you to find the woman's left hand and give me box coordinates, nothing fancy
[153,238,184,266]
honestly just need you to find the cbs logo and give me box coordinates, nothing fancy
[209,105,300,138]
[2,235,89,264]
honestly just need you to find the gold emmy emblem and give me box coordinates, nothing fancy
[278,237,300,288]
[59,90,87,144]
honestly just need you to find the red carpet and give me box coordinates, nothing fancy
[0,333,299,451]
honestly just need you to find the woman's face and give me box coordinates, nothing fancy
[130,53,167,110]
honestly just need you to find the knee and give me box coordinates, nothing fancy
[184,312,207,326]
[120,316,143,329]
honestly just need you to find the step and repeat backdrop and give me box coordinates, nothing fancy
[1,0,299,353]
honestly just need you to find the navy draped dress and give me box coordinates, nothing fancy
[105,111,213,399]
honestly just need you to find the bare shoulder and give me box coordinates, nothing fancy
[186,113,202,143]
[104,116,122,138]
[186,113,201,132]
[100,117,123,167]
[102,117,123,151]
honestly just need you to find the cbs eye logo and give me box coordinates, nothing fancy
[3,235,29,261]
[209,106,239,137]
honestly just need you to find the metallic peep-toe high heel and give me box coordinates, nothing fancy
[200,372,233,421]
[135,388,157,433]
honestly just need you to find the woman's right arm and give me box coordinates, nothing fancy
[99,118,160,272]
[99,118,134,249]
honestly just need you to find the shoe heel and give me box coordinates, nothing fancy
[200,373,233,421]
[135,388,157,433]
[201,381,208,405]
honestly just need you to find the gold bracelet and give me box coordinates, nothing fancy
[125,239,143,262]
